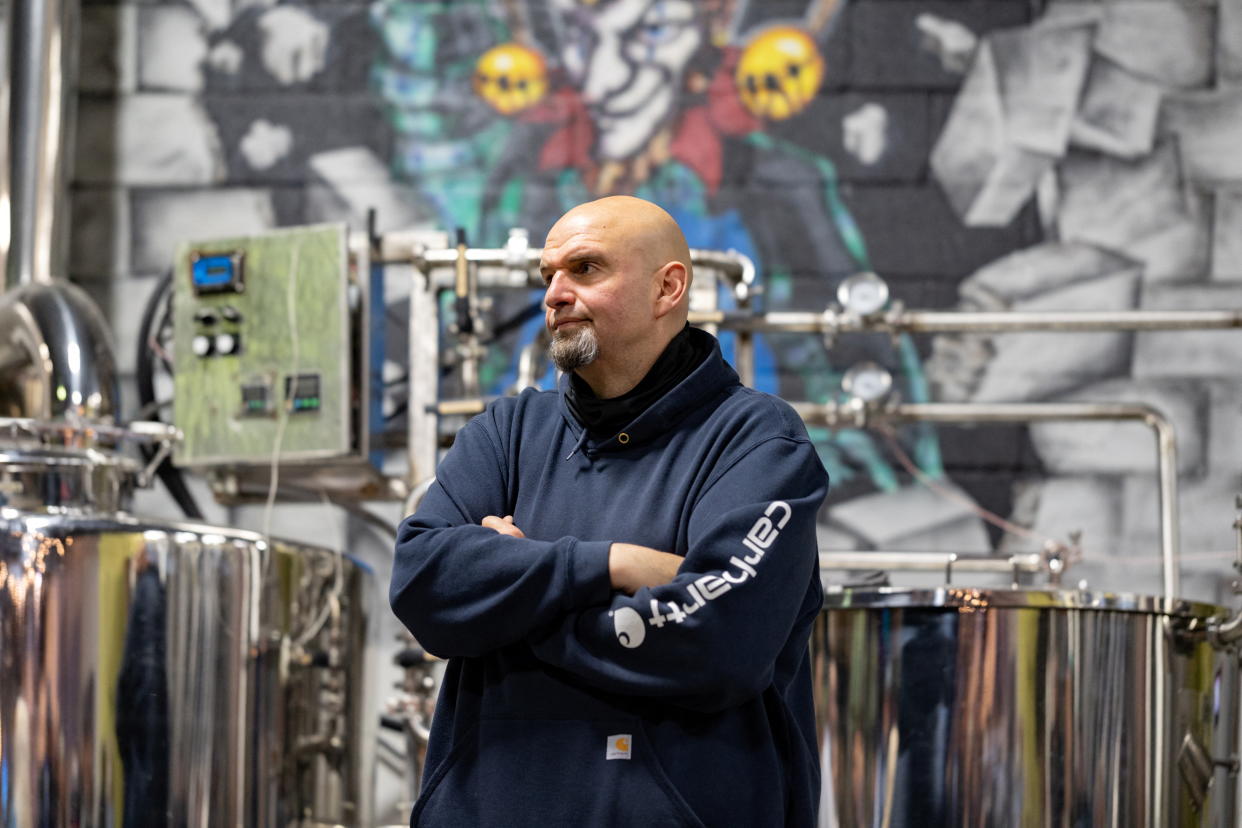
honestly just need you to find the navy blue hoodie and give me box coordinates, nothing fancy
[390,331,827,827]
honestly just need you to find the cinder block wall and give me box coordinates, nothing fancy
[56,0,1242,605]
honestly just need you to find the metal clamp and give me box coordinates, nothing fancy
[1232,494,1242,596]
[0,416,181,447]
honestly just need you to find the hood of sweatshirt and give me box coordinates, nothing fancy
[557,327,738,459]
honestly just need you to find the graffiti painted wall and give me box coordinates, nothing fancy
[67,0,1242,601]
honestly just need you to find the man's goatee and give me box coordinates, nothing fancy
[550,325,599,372]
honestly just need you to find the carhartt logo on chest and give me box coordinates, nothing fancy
[606,734,632,760]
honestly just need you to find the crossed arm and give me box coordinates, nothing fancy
[389,413,827,711]
[481,514,684,596]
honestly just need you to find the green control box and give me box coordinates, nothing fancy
[172,224,364,469]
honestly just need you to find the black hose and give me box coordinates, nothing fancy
[135,271,204,520]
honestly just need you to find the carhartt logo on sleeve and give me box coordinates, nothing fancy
[606,734,632,760]
[611,606,646,648]
[642,500,792,634]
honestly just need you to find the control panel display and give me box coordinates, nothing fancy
[285,374,322,412]
[190,251,245,295]
[172,225,352,467]
[241,382,272,416]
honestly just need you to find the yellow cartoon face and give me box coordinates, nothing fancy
[736,26,824,121]
[473,43,549,115]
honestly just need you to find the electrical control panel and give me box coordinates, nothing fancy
[171,224,371,475]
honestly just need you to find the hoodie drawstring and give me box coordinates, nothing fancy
[565,427,590,461]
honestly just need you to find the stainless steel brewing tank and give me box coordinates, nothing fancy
[0,450,372,826]
[815,588,1241,828]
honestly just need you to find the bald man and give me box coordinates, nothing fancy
[391,197,828,827]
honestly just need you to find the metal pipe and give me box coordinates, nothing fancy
[0,8,9,286]
[794,400,1181,599]
[820,551,1044,574]
[688,308,1242,335]
[887,309,1242,333]
[409,246,755,289]
[688,248,756,300]
[401,239,757,485]
[430,398,487,417]
[1211,612,1242,646]
[406,268,439,490]
[4,0,79,288]
[401,475,436,518]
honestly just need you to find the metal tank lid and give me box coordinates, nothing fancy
[2,509,349,563]
[0,280,120,427]
[823,586,1229,621]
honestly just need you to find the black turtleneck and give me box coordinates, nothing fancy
[565,325,712,439]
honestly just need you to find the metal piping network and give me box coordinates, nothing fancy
[392,246,1242,603]
[817,550,1055,587]
[688,306,1242,335]
[687,278,1242,604]
[1212,500,1242,645]
[400,237,757,488]
[793,398,1182,600]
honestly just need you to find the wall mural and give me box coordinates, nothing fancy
[923,0,1239,592]
[369,0,969,547]
[88,0,1240,594]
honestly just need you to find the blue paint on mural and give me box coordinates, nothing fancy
[370,0,944,493]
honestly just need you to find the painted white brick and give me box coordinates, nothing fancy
[131,188,275,272]
[1029,378,1206,475]
[1120,474,1242,592]
[185,0,239,33]
[79,5,137,93]
[998,476,1124,558]
[887,514,991,554]
[988,22,1093,157]
[70,188,131,281]
[1163,89,1242,184]
[828,482,990,551]
[971,270,1139,402]
[106,273,165,376]
[306,148,430,233]
[1093,0,1216,89]
[1206,381,1242,477]
[138,7,208,92]
[1212,189,1242,282]
[963,241,1139,303]
[930,42,1053,228]
[1069,55,1161,159]
[77,94,225,186]
[817,523,864,553]
[1219,0,1242,86]
[1057,144,1209,282]
[1133,284,1242,377]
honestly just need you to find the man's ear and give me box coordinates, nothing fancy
[652,261,689,318]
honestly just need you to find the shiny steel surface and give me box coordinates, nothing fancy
[0,446,137,512]
[0,478,372,825]
[0,282,120,423]
[816,588,1240,827]
[4,0,78,289]
[795,401,1182,600]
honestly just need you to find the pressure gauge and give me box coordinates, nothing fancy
[841,362,893,403]
[505,227,530,268]
[836,272,890,316]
